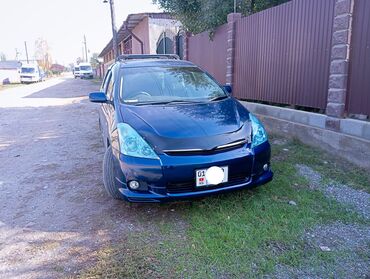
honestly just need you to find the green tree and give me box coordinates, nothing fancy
[90,53,100,68]
[154,0,290,33]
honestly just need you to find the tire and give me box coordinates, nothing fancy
[103,146,122,199]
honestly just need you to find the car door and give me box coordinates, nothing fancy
[99,70,112,149]
[101,70,115,149]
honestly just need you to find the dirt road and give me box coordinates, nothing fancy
[0,77,168,278]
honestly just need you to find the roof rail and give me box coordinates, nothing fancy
[116,54,180,61]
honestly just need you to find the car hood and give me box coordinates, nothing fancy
[120,98,251,153]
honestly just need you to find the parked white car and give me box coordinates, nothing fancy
[20,63,43,83]
[78,63,93,79]
[74,66,80,79]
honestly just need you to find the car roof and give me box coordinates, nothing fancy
[118,59,196,68]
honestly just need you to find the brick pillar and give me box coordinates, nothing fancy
[226,13,242,86]
[173,34,178,57]
[183,32,191,60]
[325,0,354,130]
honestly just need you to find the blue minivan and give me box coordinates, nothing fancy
[89,54,272,202]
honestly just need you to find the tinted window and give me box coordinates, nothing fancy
[21,67,35,73]
[120,66,226,104]
[101,70,111,92]
[105,73,114,101]
[80,66,91,71]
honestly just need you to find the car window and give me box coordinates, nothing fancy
[120,66,226,104]
[80,66,91,71]
[105,73,114,101]
[21,67,35,73]
[100,70,111,92]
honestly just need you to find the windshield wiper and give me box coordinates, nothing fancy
[209,95,228,102]
[134,100,205,106]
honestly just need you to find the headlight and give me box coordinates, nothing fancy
[117,123,159,159]
[249,113,267,148]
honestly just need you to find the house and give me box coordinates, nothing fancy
[97,12,183,77]
[0,61,22,84]
[50,64,65,75]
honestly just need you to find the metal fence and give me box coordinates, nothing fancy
[347,0,370,116]
[187,24,228,84]
[186,0,369,116]
[233,0,335,109]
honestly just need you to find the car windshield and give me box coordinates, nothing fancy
[74,67,79,71]
[21,67,35,73]
[120,66,227,104]
[80,66,91,71]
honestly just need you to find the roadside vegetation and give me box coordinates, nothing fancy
[0,83,24,91]
[154,0,290,34]
[79,135,370,279]
[90,78,103,85]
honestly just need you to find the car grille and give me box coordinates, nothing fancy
[167,169,249,194]
[163,139,247,156]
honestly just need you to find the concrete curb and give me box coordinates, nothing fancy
[241,101,370,170]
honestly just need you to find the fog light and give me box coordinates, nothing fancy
[129,180,140,190]
[263,164,269,171]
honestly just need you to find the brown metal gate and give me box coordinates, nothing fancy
[187,24,228,84]
[347,0,370,116]
[233,0,335,109]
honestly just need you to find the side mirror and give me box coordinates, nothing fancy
[89,92,107,103]
[223,85,232,94]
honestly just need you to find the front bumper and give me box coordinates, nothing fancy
[113,141,272,202]
[80,73,93,78]
[20,76,38,82]
[119,170,272,202]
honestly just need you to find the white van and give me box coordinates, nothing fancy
[74,66,80,78]
[20,63,43,83]
[78,63,93,79]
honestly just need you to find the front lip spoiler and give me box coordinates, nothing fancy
[118,170,273,203]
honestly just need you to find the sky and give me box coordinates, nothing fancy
[0,0,161,66]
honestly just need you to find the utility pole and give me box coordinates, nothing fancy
[104,0,118,59]
[24,41,29,63]
[83,34,88,62]
[15,48,20,60]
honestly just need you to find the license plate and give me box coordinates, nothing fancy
[196,166,228,187]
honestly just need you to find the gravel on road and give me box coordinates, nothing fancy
[296,164,370,219]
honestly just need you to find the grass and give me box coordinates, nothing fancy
[89,78,103,85]
[80,235,162,278]
[0,83,24,91]
[280,137,370,193]
[78,135,370,278]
